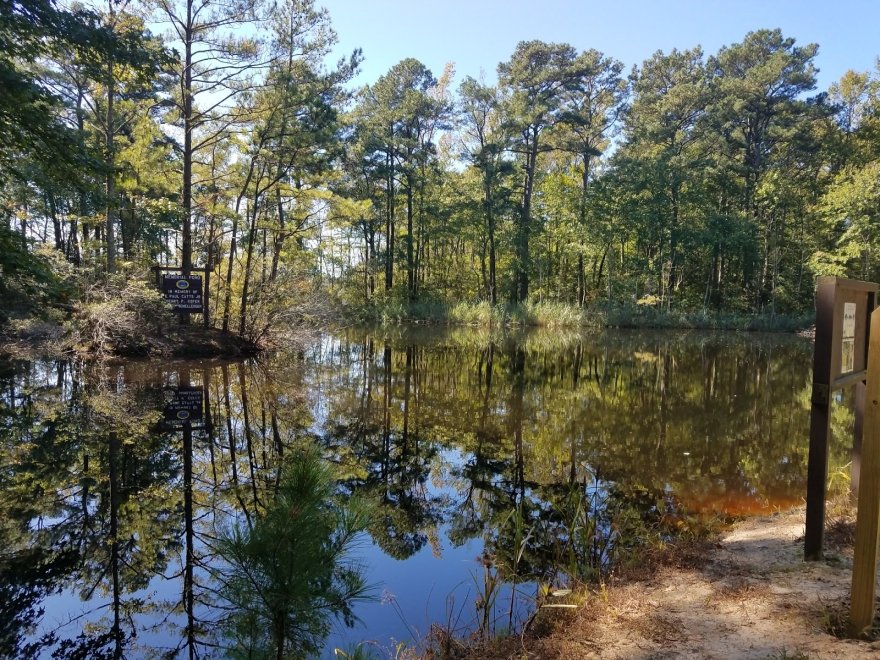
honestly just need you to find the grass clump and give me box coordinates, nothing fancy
[340,297,811,333]
[604,304,812,332]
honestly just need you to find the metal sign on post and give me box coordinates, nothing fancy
[804,277,878,561]
[150,264,211,328]
[162,273,203,313]
[162,385,204,426]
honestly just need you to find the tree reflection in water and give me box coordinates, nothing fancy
[0,328,858,656]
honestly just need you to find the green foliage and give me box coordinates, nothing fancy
[338,297,810,332]
[0,0,100,181]
[5,8,880,344]
[0,227,61,321]
[812,162,880,280]
[215,446,374,658]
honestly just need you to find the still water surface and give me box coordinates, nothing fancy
[0,328,839,657]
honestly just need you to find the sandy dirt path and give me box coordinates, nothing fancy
[484,507,880,659]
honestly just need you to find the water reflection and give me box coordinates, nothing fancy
[0,328,851,656]
[0,359,369,658]
[322,329,815,517]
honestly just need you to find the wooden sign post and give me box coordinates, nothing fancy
[804,277,877,561]
[849,307,880,636]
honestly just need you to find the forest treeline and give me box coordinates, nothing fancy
[2,0,880,340]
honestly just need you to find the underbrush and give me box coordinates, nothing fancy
[422,525,723,660]
[605,304,812,332]
[1,264,265,358]
[72,276,176,355]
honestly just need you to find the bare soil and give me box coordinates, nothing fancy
[476,506,880,659]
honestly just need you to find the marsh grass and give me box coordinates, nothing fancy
[342,299,811,333]
[414,479,729,660]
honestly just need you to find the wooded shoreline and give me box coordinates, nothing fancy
[3,2,879,346]
[0,301,813,361]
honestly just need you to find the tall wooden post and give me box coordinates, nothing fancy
[203,265,211,329]
[805,278,876,561]
[852,380,865,498]
[849,307,880,636]
[804,279,836,560]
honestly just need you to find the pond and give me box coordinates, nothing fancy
[0,327,848,658]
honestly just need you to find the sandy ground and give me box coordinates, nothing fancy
[484,506,880,659]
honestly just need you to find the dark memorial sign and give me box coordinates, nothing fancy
[163,386,204,424]
[162,273,203,313]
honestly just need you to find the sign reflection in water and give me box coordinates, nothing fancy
[0,329,848,657]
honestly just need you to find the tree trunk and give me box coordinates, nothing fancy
[362,223,370,301]
[485,179,497,305]
[369,227,376,296]
[385,144,395,291]
[406,178,414,299]
[47,191,62,252]
[71,81,86,266]
[515,127,538,303]
[577,252,585,307]
[238,195,260,337]
[479,236,488,300]
[222,159,258,333]
[221,213,238,333]
[205,207,216,329]
[181,4,194,276]
[270,186,284,282]
[105,41,117,274]
[667,181,680,310]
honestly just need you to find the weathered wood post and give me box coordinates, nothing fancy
[849,306,880,636]
[805,277,876,561]
[805,279,836,560]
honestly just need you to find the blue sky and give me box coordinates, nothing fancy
[319,0,878,93]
